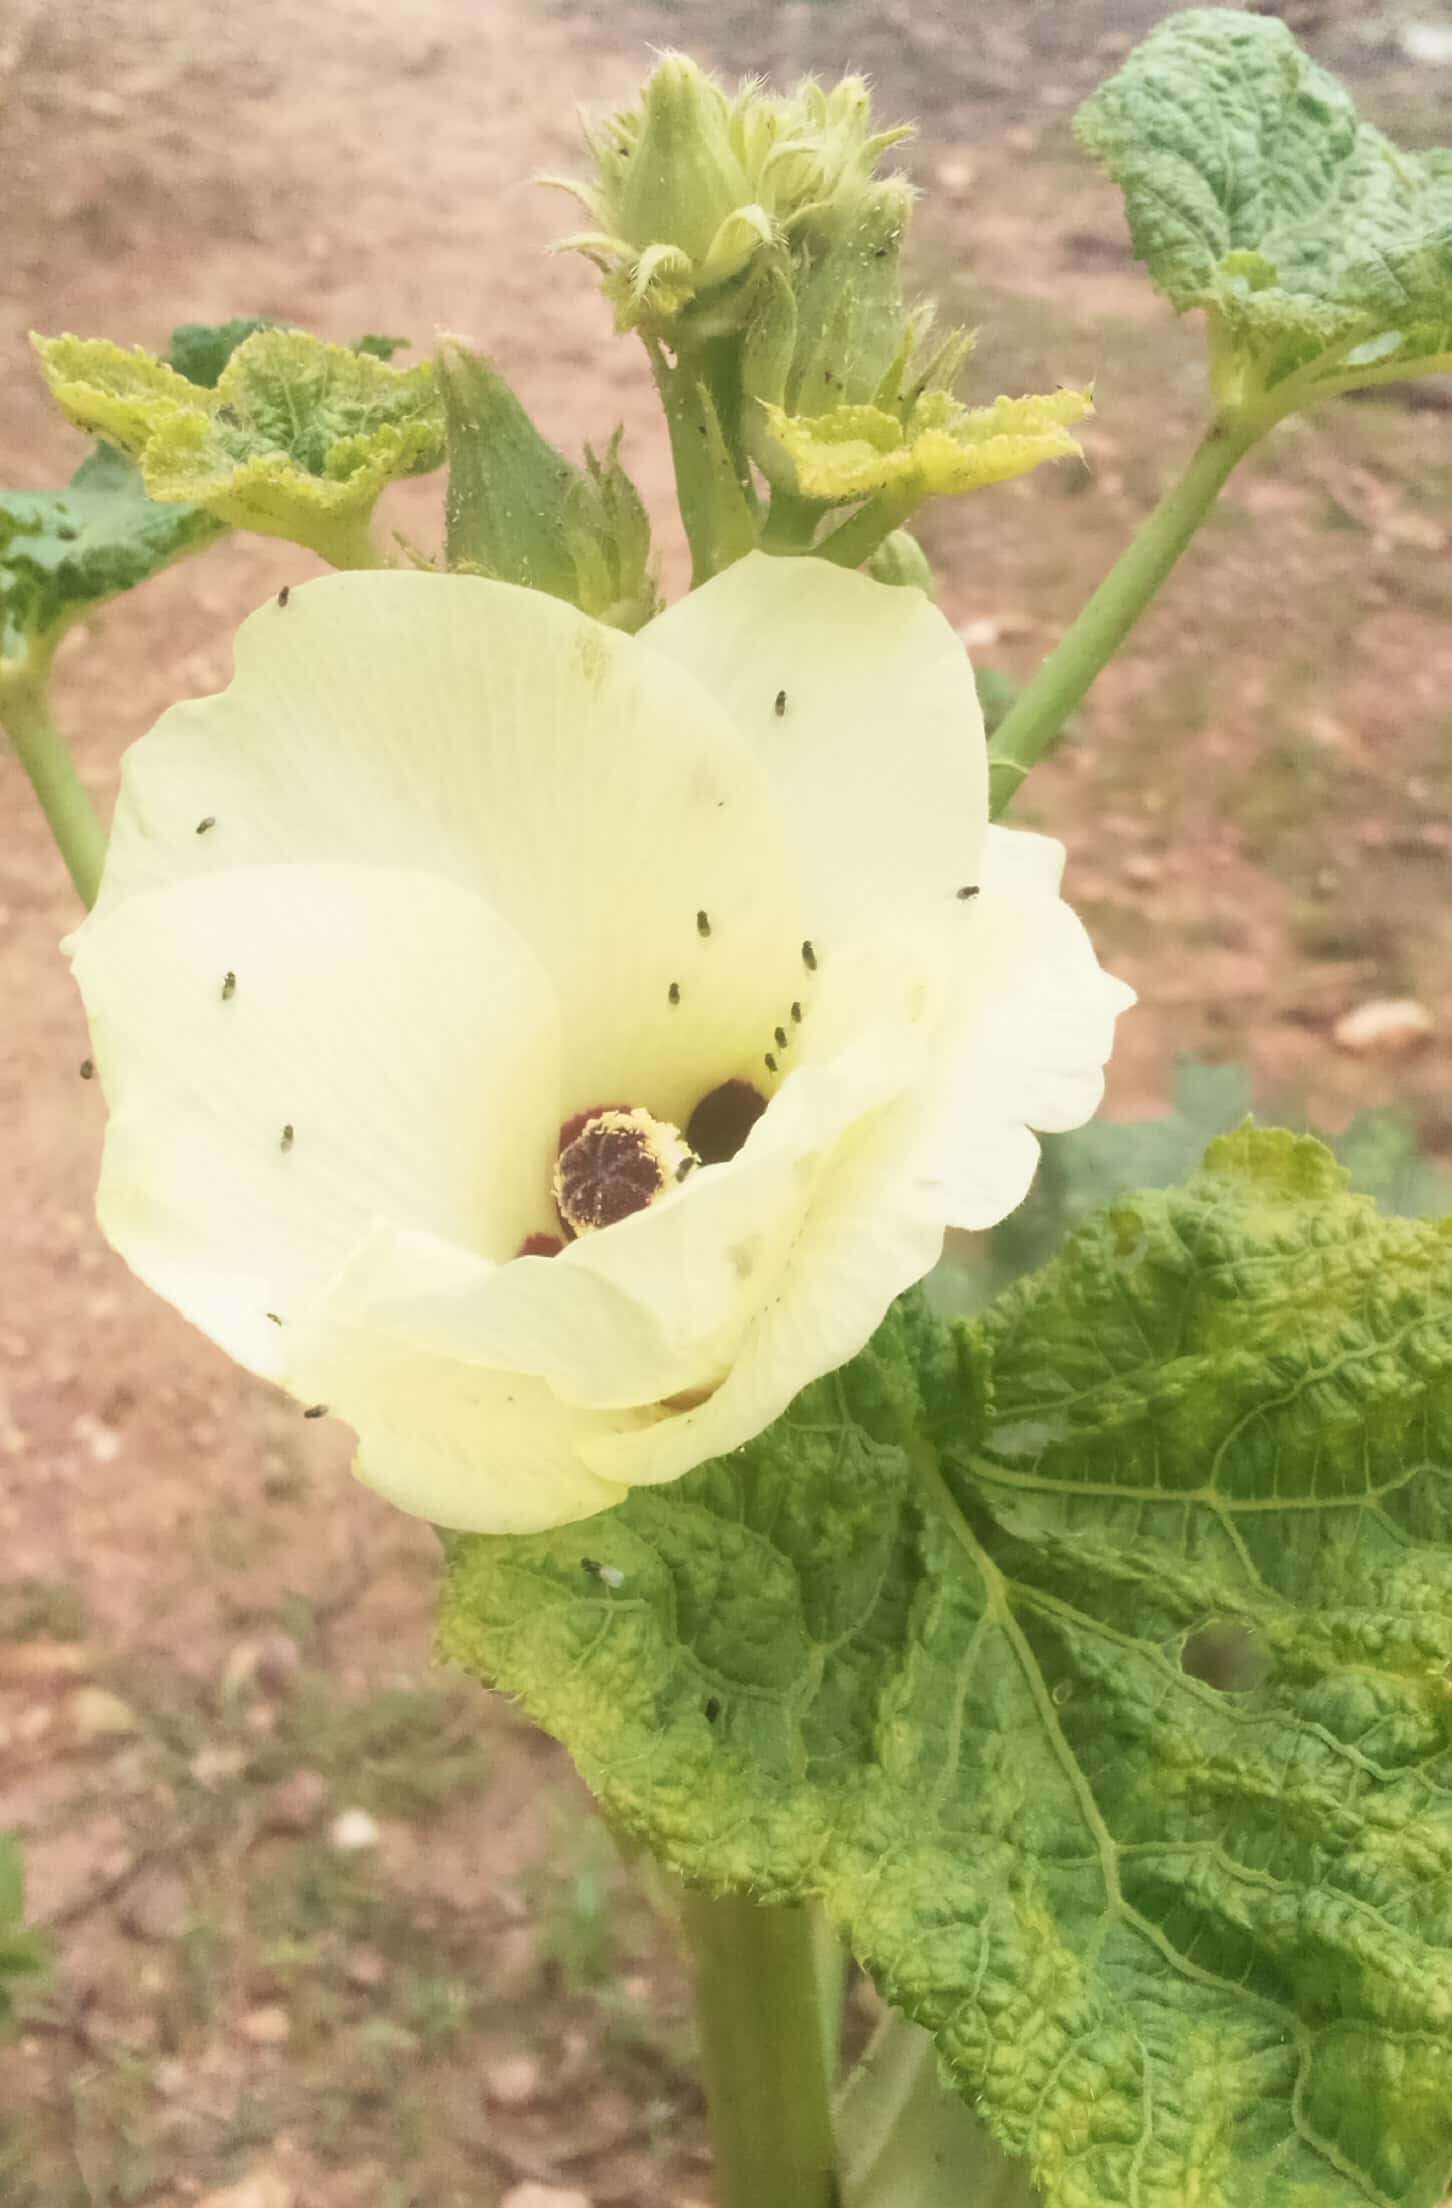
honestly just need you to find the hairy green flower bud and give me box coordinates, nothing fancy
[754,75,915,240]
[548,57,916,343]
[546,55,774,336]
[866,528,937,597]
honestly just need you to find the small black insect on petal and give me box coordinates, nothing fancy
[303,1403,327,1419]
[790,1001,803,1023]
[280,1123,295,1153]
[675,1156,695,1182]
[79,1058,95,1080]
[696,909,712,938]
[221,971,237,1001]
[195,816,216,836]
[668,981,681,1006]
[765,1052,778,1073]
[774,688,787,717]
[956,884,981,901]
[801,940,818,971]
[277,585,291,608]
[774,1026,788,1050]
[265,1312,284,1326]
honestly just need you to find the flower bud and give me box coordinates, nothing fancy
[439,341,658,631]
[547,55,775,335]
[866,529,937,597]
[756,76,914,239]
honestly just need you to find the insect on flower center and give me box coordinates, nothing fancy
[554,1106,699,1238]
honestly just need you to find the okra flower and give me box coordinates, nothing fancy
[67,556,1131,1533]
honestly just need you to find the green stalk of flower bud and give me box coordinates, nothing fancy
[0,641,105,906]
[645,336,758,585]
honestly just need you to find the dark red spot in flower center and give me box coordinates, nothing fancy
[556,1112,671,1234]
[686,1080,767,1166]
[517,1232,565,1259]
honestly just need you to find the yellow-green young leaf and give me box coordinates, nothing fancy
[443,1131,1452,2208]
[35,330,444,564]
[763,388,1090,505]
[1,444,224,663]
[1076,9,1452,417]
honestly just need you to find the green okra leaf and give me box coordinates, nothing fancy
[443,1128,1452,2208]
[1077,8,1452,420]
[35,327,443,564]
[0,442,224,662]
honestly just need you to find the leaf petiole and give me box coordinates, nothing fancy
[0,639,106,905]
[987,412,1257,816]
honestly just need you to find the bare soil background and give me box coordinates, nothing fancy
[2,1,1450,2202]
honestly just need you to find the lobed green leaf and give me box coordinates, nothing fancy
[1076,8,1452,416]
[35,328,443,563]
[0,443,223,661]
[443,1129,1452,2207]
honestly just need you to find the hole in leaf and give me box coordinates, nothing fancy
[1180,1618,1272,1693]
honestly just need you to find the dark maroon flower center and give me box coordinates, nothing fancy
[557,1113,673,1234]
[686,1080,767,1165]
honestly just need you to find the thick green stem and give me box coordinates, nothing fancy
[681,1887,839,2208]
[762,486,823,552]
[646,337,758,584]
[987,415,1257,816]
[1,649,106,905]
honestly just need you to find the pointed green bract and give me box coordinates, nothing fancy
[439,341,658,629]
[35,328,444,565]
[1077,8,1452,420]
[443,1130,1452,2207]
[0,443,224,661]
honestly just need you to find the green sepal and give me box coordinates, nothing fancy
[442,1130,1452,2208]
[0,442,224,664]
[438,340,658,630]
[1076,9,1452,421]
[35,328,444,566]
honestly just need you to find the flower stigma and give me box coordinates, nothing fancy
[553,1106,700,1238]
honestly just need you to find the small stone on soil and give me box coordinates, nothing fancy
[195,2173,295,2208]
[498,2187,593,2208]
[263,1769,329,1832]
[67,1685,140,1742]
[485,2051,542,2107]
[1331,997,1435,1056]
[329,1804,380,1852]
[120,1865,191,1942]
[239,2001,292,2046]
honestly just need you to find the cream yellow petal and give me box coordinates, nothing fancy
[68,862,558,1377]
[641,552,987,948]
[92,570,810,1128]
